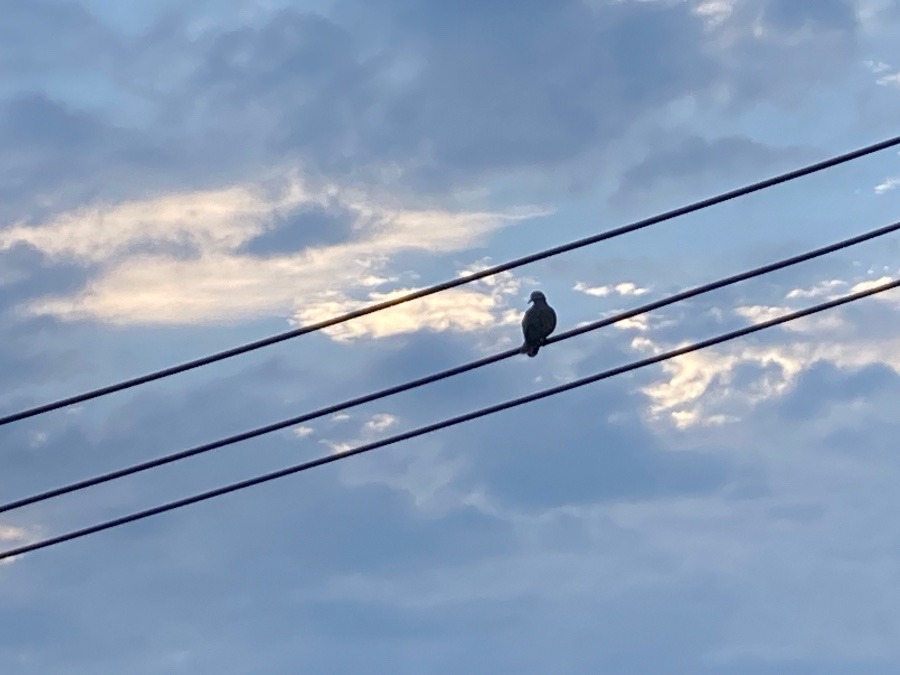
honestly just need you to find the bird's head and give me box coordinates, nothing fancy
[528,290,547,304]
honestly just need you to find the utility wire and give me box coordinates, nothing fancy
[2,278,897,562]
[1,136,898,428]
[1,219,898,515]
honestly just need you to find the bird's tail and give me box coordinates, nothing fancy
[521,342,540,357]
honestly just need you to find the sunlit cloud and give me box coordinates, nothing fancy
[0,525,34,566]
[633,272,900,427]
[5,172,547,332]
[640,329,900,428]
[734,305,846,332]
[573,281,651,298]
[850,276,900,304]
[293,286,519,341]
[0,179,315,263]
[786,279,847,299]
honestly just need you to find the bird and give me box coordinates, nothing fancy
[520,290,557,357]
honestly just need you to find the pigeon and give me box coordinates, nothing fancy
[520,290,557,357]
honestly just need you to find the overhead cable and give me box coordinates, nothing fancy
[1,220,897,515]
[2,277,896,562]
[2,135,898,427]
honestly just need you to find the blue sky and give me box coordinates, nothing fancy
[0,0,899,672]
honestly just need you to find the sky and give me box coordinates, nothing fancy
[0,0,899,672]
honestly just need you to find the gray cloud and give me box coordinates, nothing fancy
[716,0,860,108]
[761,0,858,32]
[0,0,120,76]
[238,203,357,256]
[0,0,871,229]
[612,134,814,205]
[200,0,719,186]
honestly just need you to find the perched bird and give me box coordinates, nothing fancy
[520,290,557,357]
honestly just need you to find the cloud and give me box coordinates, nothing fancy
[759,0,858,33]
[875,176,900,194]
[3,172,542,329]
[0,525,29,543]
[57,0,724,197]
[694,0,736,29]
[614,282,651,297]
[613,315,651,332]
[850,276,900,303]
[293,285,521,342]
[866,57,900,86]
[638,301,900,428]
[786,279,847,299]
[0,524,36,566]
[573,282,612,298]
[0,0,870,221]
[364,414,398,434]
[0,179,310,263]
[4,319,899,671]
[865,59,892,73]
[573,281,651,298]
[612,134,812,204]
[734,304,847,331]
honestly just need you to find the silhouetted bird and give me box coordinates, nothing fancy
[520,290,556,357]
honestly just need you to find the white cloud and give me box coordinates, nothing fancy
[874,176,900,194]
[293,426,314,438]
[364,413,398,434]
[850,276,900,304]
[0,180,313,263]
[786,279,846,299]
[0,525,28,543]
[694,0,735,29]
[632,273,899,427]
[734,305,846,332]
[642,345,808,428]
[0,525,32,566]
[877,72,900,87]
[573,281,651,298]
[639,327,900,428]
[294,286,519,341]
[615,282,650,296]
[613,315,650,331]
[573,282,611,297]
[733,304,791,323]
[865,59,892,74]
[320,440,353,455]
[5,172,546,335]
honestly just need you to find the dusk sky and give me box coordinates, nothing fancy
[1,1,899,673]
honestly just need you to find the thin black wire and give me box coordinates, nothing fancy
[2,278,897,562]
[2,219,898,515]
[2,136,898,428]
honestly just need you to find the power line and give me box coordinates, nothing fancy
[2,136,898,428]
[1,219,897,515]
[2,278,896,562]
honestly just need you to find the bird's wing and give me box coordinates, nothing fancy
[522,307,545,344]
[544,307,557,334]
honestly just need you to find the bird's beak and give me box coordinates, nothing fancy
[527,299,533,304]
